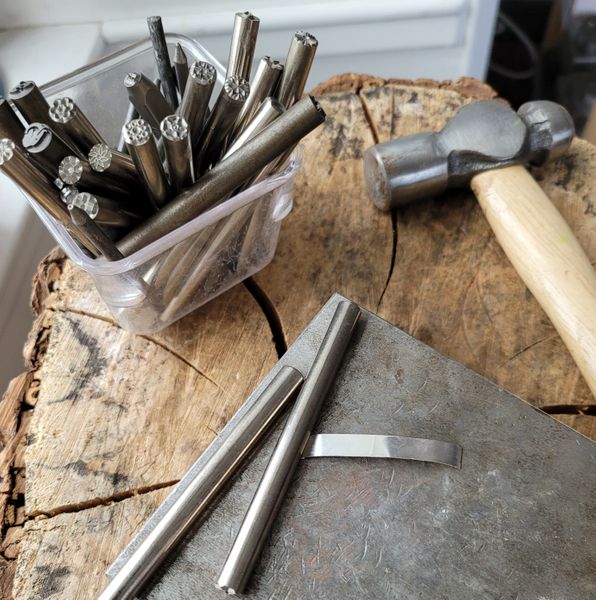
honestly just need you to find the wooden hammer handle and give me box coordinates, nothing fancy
[471,165,596,398]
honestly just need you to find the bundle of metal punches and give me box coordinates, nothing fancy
[0,12,324,308]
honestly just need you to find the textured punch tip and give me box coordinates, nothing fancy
[124,72,142,88]
[238,10,259,22]
[160,115,189,141]
[123,119,152,146]
[60,185,78,203]
[9,80,35,98]
[224,77,250,102]
[0,139,15,164]
[189,61,216,85]
[22,123,52,152]
[49,97,77,123]
[88,144,113,172]
[69,191,99,219]
[58,156,83,184]
[264,56,284,71]
[295,31,318,47]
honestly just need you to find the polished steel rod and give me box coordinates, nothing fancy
[155,97,287,306]
[123,118,170,210]
[117,101,139,153]
[117,95,325,256]
[217,300,361,595]
[194,76,249,173]
[0,98,26,148]
[160,115,193,194]
[226,11,260,81]
[231,56,283,140]
[178,61,216,154]
[276,31,318,108]
[9,80,51,125]
[98,366,304,600]
[224,97,284,159]
[158,97,284,308]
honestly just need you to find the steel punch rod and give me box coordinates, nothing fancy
[117,95,326,256]
[178,61,216,155]
[194,76,249,173]
[0,138,99,255]
[68,205,126,261]
[276,31,318,108]
[160,115,193,194]
[49,97,107,154]
[123,118,170,210]
[147,16,179,110]
[22,122,80,179]
[231,56,283,140]
[226,11,260,81]
[217,300,361,595]
[0,98,26,147]
[88,144,143,191]
[9,80,51,125]
[59,155,141,204]
[98,366,304,600]
[67,190,140,229]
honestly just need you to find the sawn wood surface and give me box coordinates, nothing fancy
[0,74,594,599]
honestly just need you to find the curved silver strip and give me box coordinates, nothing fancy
[303,433,462,469]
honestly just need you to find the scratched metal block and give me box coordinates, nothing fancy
[111,293,596,599]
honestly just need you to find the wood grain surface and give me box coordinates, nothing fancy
[1,75,594,599]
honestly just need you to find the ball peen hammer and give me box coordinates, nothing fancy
[364,99,596,397]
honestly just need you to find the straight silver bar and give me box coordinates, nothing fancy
[226,11,260,81]
[217,300,361,596]
[98,366,304,600]
[303,433,462,468]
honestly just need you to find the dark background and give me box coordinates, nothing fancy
[488,0,596,138]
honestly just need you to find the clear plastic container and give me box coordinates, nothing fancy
[24,34,299,333]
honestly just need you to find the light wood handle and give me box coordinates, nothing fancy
[471,165,596,398]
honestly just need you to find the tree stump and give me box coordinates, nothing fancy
[1,75,595,599]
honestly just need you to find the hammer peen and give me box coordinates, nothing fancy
[364,99,596,397]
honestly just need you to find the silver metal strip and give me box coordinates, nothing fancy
[303,433,462,469]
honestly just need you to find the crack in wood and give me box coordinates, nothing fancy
[243,277,288,357]
[357,86,380,145]
[137,333,230,397]
[376,208,398,312]
[46,306,230,397]
[500,333,560,366]
[542,405,596,415]
[355,84,398,313]
[26,479,178,520]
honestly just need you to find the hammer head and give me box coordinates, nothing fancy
[364,99,575,211]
